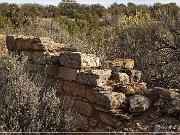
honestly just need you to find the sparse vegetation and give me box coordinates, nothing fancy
[0,55,76,132]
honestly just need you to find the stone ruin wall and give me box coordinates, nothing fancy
[5,35,180,132]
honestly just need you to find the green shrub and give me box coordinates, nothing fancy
[0,15,12,30]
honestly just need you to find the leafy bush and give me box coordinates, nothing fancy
[0,55,76,132]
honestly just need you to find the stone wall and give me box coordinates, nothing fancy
[6,35,180,132]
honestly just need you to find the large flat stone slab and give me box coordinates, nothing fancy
[86,89,126,110]
[106,59,134,69]
[77,69,111,86]
[59,52,100,69]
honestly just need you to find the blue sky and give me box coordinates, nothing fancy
[0,0,180,7]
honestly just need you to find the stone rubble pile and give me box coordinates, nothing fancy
[6,35,180,132]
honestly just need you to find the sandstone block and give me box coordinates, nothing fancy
[111,72,129,84]
[63,81,86,97]
[77,69,111,86]
[74,101,92,116]
[32,52,46,64]
[16,38,34,51]
[129,95,151,112]
[58,67,79,81]
[33,43,45,51]
[86,89,126,110]
[59,52,100,69]
[110,92,126,110]
[86,90,111,108]
[111,69,142,83]
[107,59,134,69]
[121,82,147,94]
[6,35,16,51]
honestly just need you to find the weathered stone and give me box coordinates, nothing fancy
[59,52,100,69]
[110,92,126,110]
[129,95,151,112]
[33,43,45,51]
[6,35,16,51]
[111,72,129,84]
[58,67,79,81]
[86,89,125,110]
[16,38,34,51]
[74,101,92,116]
[32,52,46,64]
[90,70,112,80]
[77,69,111,86]
[86,90,111,108]
[99,113,117,126]
[63,81,86,97]
[107,59,134,69]
[121,82,147,94]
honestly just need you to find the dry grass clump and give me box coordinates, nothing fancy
[0,55,76,132]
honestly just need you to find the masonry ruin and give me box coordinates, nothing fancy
[5,35,180,132]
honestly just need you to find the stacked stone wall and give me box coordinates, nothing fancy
[6,35,180,132]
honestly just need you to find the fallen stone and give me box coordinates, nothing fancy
[59,52,100,69]
[129,94,151,112]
